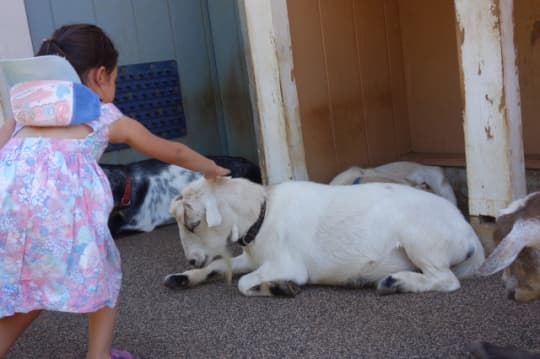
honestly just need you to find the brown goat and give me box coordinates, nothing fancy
[479,192,540,303]
[466,193,540,358]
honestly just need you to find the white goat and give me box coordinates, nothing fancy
[164,177,484,297]
[479,192,540,303]
[330,161,457,206]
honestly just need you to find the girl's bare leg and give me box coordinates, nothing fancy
[0,310,42,358]
[86,306,117,359]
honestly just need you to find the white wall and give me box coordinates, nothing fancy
[0,0,33,126]
[0,0,33,58]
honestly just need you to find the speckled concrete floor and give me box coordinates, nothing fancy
[8,225,540,359]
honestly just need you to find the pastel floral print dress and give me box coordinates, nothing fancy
[0,104,123,317]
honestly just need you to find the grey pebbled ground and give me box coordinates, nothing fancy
[9,225,540,359]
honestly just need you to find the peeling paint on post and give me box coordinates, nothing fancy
[238,0,308,185]
[454,0,525,216]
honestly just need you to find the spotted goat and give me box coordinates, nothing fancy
[101,156,261,236]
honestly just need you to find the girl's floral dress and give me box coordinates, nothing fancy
[0,104,123,317]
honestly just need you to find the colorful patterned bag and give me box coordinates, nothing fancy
[10,80,100,126]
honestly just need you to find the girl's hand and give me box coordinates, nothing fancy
[204,162,230,180]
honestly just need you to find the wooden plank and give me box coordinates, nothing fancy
[399,0,464,155]
[167,0,222,155]
[50,0,95,25]
[319,0,368,171]
[207,0,258,163]
[353,0,397,166]
[131,0,175,63]
[287,0,336,182]
[454,0,526,216]
[270,0,308,181]
[399,152,466,167]
[239,0,307,184]
[514,0,540,156]
[383,0,411,157]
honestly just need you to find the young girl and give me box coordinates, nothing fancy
[0,24,229,359]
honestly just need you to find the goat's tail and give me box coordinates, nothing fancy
[451,231,486,279]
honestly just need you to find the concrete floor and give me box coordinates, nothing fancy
[8,224,540,359]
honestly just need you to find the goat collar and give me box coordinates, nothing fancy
[118,176,132,208]
[237,201,266,247]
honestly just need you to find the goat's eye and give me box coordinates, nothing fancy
[183,220,201,233]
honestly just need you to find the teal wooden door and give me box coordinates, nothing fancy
[24,0,257,164]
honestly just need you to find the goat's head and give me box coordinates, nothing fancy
[169,177,233,268]
[479,193,540,303]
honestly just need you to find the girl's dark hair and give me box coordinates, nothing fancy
[37,23,118,80]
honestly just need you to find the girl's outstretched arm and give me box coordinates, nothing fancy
[108,116,230,179]
[0,117,15,150]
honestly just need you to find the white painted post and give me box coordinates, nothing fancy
[454,0,526,217]
[238,0,308,185]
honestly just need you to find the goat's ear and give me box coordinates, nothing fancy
[478,228,533,276]
[229,224,239,242]
[204,193,222,227]
[169,195,184,222]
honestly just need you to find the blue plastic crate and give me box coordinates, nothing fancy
[107,60,186,151]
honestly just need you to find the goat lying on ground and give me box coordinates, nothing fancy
[100,156,261,236]
[164,177,484,297]
[330,161,457,205]
[465,192,540,359]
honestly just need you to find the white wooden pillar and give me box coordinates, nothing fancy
[454,0,526,217]
[238,0,308,184]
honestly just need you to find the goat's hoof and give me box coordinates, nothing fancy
[376,276,401,295]
[251,280,302,297]
[163,274,190,289]
[271,281,302,297]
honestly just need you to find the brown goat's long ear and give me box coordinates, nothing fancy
[478,225,534,276]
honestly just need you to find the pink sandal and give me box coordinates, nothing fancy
[110,349,133,359]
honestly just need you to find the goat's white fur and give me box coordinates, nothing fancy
[166,177,484,297]
[330,161,457,206]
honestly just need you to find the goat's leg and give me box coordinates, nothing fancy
[163,252,253,289]
[237,262,308,297]
[376,267,460,295]
[377,242,463,294]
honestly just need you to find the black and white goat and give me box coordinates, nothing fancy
[100,156,261,236]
